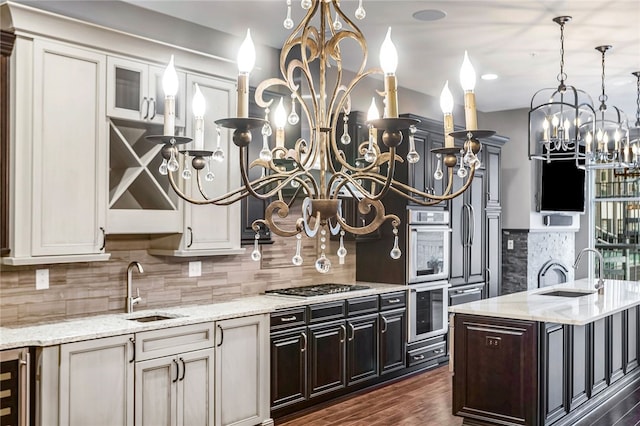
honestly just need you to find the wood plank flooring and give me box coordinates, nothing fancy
[277,365,463,426]
[277,365,640,426]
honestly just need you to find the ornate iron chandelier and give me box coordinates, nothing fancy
[616,71,640,176]
[529,16,595,165]
[147,0,491,273]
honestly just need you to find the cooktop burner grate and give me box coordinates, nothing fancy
[264,283,371,297]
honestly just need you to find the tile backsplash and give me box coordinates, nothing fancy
[0,234,355,327]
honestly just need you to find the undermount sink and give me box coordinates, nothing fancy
[538,290,594,298]
[129,314,180,322]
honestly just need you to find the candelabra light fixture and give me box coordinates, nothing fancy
[147,0,493,273]
[581,45,632,170]
[529,16,595,165]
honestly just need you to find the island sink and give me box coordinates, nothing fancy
[129,314,178,322]
[538,290,594,297]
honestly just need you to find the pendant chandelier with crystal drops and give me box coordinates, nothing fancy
[147,0,493,273]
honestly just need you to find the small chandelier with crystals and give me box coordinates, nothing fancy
[529,16,595,165]
[147,0,492,273]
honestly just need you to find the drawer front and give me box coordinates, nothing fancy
[309,301,346,323]
[136,323,215,361]
[270,308,307,331]
[347,295,379,316]
[407,341,446,367]
[380,291,407,311]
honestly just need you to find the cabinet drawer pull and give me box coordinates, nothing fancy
[433,348,445,355]
[340,324,346,343]
[129,337,136,363]
[413,354,425,361]
[179,357,186,381]
[387,298,401,304]
[280,315,298,322]
[187,226,193,248]
[348,323,355,341]
[149,98,156,120]
[301,332,307,353]
[381,316,388,333]
[172,359,179,383]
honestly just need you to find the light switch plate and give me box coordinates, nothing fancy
[36,269,49,290]
[189,261,202,277]
[507,239,514,250]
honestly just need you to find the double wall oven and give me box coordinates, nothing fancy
[406,209,450,343]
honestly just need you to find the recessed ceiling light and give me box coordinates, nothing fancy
[412,9,446,22]
[481,73,498,81]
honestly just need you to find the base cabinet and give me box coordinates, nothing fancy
[56,335,135,426]
[270,326,307,409]
[215,315,269,426]
[379,308,407,374]
[453,307,640,426]
[308,320,347,398]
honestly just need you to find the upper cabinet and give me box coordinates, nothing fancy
[107,56,186,128]
[2,36,110,265]
[149,73,244,256]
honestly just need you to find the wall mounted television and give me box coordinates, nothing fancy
[537,159,586,213]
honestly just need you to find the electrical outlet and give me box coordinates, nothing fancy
[36,269,49,290]
[507,239,514,250]
[189,261,202,277]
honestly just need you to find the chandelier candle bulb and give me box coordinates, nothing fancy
[274,97,287,149]
[237,29,255,118]
[162,55,179,136]
[380,27,399,118]
[460,51,477,131]
[192,83,206,150]
[440,80,455,147]
[542,117,550,141]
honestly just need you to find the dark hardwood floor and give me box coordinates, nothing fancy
[277,365,463,426]
[277,365,640,426]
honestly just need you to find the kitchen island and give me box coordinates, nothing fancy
[449,278,640,426]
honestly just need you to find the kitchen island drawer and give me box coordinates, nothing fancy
[135,323,215,361]
[380,291,406,311]
[407,340,446,367]
[270,308,307,331]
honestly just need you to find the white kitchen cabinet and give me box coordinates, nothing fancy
[148,73,243,256]
[135,348,214,426]
[107,56,186,128]
[3,37,109,265]
[57,335,135,426]
[215,315,270,426]
[135,323,216,426]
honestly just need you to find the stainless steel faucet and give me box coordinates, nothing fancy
[573,248,605,294]
[126,261,144,313]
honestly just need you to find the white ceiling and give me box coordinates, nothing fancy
[119,0,640,118]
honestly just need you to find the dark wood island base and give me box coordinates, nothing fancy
[451,308,640,426]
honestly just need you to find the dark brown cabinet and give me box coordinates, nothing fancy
[270,326,307,409]
[453,306,640,426]
[379,308,407,374]
[346,313,379,385]
[270,292,409,418]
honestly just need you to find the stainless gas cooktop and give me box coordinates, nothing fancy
[264,283,370,298]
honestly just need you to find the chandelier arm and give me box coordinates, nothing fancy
[251,200,305,238]
[390,167,476,203]
[334,198,400,236]
[165,169,247,206]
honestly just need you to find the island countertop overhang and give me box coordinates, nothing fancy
[448,278,640,326]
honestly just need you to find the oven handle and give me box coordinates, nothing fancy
[453,287,482,295]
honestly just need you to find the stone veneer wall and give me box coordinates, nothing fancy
[527,232,575,290]
[0,234,355,327]
[501,229,529,295]
[501,229,576,294]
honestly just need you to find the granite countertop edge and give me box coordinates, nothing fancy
[448,278,640,326]
[0,282,406,350]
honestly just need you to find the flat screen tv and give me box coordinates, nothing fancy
[538,159,586,213]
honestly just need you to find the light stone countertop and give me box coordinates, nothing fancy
[449,278,640,326]
[0,282,405,350]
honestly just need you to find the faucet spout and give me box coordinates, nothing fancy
[126,261,144,313]
[573,248,605,294]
